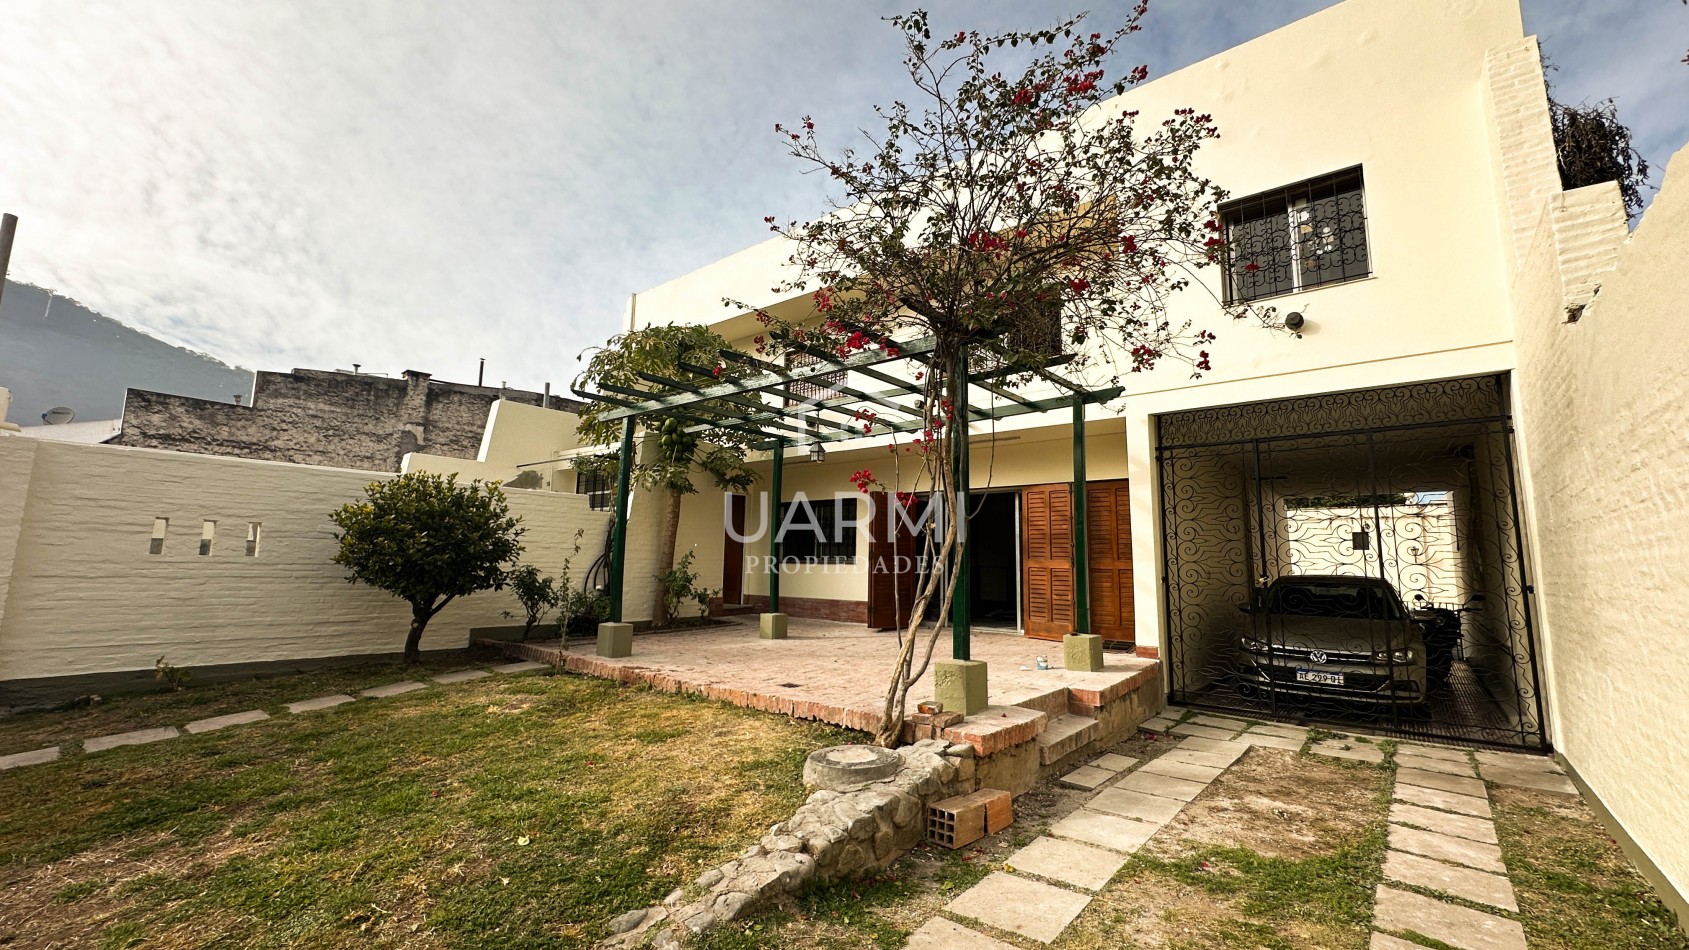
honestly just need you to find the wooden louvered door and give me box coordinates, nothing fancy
[867,492,920,630]
[1022,484,1075,640]
[1085,480,1135,641]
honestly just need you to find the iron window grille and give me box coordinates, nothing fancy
[575,467,616,511]
[785,352,847,439]
[778,497,858,563]
[1222,166,1370,303]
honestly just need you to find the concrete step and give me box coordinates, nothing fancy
[1037,714,1100,766]
[711,603,760,617]
[1004,684,1073,719]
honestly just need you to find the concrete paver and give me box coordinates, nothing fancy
[0,746,60,770]
[184,710,270,734]
[1388,824,1506,874]
[433,669,492,684]
[1162,747,1246,770]
[1309,739,1385,763]
[1394,782,1492,818]
[1397,767,1487,799]
[1384,849,1518,912]
[906,917,1020,950]
[1006,836,1129,892]
[944,872,1093,944]
[1390,802,1499,844]
[1171,737,1251,761]
[1168,722,1239,741]
[491,660,547,674]
[1047,809,1160,854]
[1395,751,1477,776]
[360,681,426,699]
[1091,753,1137,772]
[1370,934,1427,950]
[1475,748,1562,774]
[1188,714,1249,731]
[1479,761,1577,795]
[1138,756,1224,784]
[84,727,179,753]
[1137,716,1178,733]
[1373,885,1526,950]
[1245,723,1309,740]
[1089,786,1186,824]
[286,694,355,713]
[1397,743,1471,763]
[1115,770,1208,802]
[1059,766,1114,791]
[1238,732,1304,751]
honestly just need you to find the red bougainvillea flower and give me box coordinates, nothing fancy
[1068,277,1090,294]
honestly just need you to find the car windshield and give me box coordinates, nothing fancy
[1267,581,1403,621]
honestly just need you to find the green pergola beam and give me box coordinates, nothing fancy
[590,335,940,422]
[753,385,1124,450]
[1071,397,1090,636]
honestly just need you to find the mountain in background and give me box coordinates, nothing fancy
[0,279,252,425]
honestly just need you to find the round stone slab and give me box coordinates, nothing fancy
[803,744,901,790]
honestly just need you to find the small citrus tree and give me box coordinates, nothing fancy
[331,472,525,663]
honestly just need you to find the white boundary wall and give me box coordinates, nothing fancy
[0,438,611,688]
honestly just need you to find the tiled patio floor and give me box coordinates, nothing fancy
[489,617,1159,738]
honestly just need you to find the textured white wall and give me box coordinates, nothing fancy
[0,438,611,684]
[1510,147,1689,907]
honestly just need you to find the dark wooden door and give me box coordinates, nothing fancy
[867,491,920,629]
[722,494,746,605]
[1022,484,1075,640]
[1086,480,1135,641]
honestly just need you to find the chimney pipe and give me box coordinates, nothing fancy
[0,213,17,314]
[478,358,486,387]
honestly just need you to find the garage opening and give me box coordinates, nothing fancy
[1156,374,1547,750]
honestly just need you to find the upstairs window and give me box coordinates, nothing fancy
[1222,167,1370,303]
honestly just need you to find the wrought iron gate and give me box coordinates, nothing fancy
[1157,375,1548,750]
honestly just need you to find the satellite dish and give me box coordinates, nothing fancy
[41,406,75,425]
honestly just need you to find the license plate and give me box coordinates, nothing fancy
[1296,668,1345,686]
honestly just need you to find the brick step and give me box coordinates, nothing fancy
[1036,713,1100,766]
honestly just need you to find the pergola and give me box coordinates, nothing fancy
[571,332,1122,667]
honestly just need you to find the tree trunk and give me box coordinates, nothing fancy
[652,487,684,626]
[405,604,430,665]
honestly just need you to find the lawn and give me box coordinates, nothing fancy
[0,656,855,948]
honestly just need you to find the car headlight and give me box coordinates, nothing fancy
[1372,648,1415,664]
[1239,636,1268,654]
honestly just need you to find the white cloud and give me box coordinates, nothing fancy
[0,0,1679,393]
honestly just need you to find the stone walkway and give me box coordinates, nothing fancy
[907,707,1578,949]
[0,660,548,771]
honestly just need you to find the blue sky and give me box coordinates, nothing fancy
[0,0,1683,393]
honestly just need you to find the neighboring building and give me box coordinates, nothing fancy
[110,367,580,473]
[10,418,122,443]
[572,0,1689,923]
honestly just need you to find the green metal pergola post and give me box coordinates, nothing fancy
[951,349,971,662]
[1072,397,1090,635]
[607,417,636,624]
[768,437,785,613]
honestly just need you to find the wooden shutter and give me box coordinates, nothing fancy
[867,492,920,629]
[1022,484,1075,640]
[1086,480,1135,641]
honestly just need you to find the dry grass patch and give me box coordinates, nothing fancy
[0,670,852,949]
[1492,784,1689,950]
[1055,747,1390,950]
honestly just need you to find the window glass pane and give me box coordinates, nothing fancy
[1222,167,1368,302]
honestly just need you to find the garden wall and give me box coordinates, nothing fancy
[0,437,611,702]
[1509,146,1689,924]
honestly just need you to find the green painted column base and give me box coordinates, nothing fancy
[1063,633,1104,672]
[596,622,633,658]
[759,613,789,640]
[934,659,988,717]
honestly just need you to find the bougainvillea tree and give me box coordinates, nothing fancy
[574,325,759,625]
[735,6,1276,746]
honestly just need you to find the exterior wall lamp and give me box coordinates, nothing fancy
[809,442,826,463]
